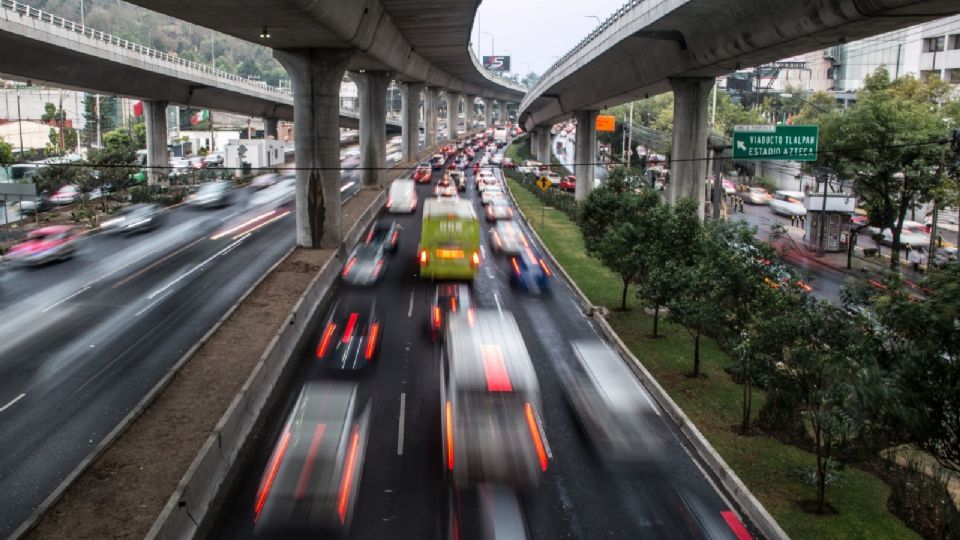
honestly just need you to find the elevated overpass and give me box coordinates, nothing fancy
[518,0,960,208]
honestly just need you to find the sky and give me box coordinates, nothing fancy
[471,0,629,76]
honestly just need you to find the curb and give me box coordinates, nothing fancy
[502,174,789,540]
[146,190,386,539]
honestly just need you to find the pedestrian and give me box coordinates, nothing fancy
[908,246,922,273]
[737,196,744,212]
[790,214,797,227]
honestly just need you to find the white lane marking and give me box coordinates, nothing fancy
[41,286,91,313]
[340,181,356,193]
[135,288,174,317]
[220,210,242,223]
[147,236,246,300]
[493,293,503,317]
[407,289,415,318]
[479,244,486,258]
[397,393,407,456]
[0,393,26,412]
[533,406,553,459]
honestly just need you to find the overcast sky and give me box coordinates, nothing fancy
[471,0,629,76]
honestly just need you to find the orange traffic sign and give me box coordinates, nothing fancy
[595,115,616,132]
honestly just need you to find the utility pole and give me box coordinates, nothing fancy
[16,84,24,159]
[927,146,946,265]
[95,94,102,148]
[626,101,634,167]
[817,171,830,255]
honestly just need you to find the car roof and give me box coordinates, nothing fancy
[446,310,539,394]
[31,225,76,234]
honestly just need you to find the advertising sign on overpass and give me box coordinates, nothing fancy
[483,55,511,72]
[733,125,819,161]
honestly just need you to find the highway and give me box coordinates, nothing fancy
[0,158,369,536]
[210,142,749,539]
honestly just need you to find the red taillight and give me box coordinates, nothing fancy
[342,313,359,343]
[524,403,549,472]
[342,257,357,277]
[316,323,337,358]
[255,429,291,520]
[445,401,455,470]
[337,427,362,524]
[539,259,552,277]
[432,306,442,329]
[365,228,375,243]
[386,196,393,208]
[419,249,428,265]
[471,251,480,268]
[391,230,399,245]
[374,259,384,276]
[511,258,521,275]
[365,323,380,360]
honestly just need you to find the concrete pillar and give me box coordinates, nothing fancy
[400,82,424,163]
[535,126,551,164]
[353,71,391,188]
[483,98,493,129]
[264,117,279,140]
[424,87,439,148]
[668,77,713,216]
[144,100,168,186]
[446,93,459,139]
[464,95,476,134]
[574,110,598,202]
[274,48,354,249]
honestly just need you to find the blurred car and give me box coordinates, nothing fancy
[449,171,467,192]
[539,171,561,187]
[364,221,401,253]
[559,176,576,193]
[429,282,473,341]
[485,199,514,222]
[489,220,528,255]
[927,246,958,269]
[509,248,552,294]
[169,159,192,177]
[447,484,530,540]
[50,184,80,206]
[254,382,370,536]
[250,172,281,190]
[480,187,505,206]
[455,156,468,170]
[517,160,544,175]
[187,181,233,208]
[769,190,807,218]
[559,339,666,463]
[436,185,459,199]
[188,156,206,169]
[744,187,773,205]
[440,310,547,489]
[342,241,388,285]
[501,157,515,170]
[17,195,52,215]
[866,220,932,247]
[437,174,452,188]
[414,163,433,183]
[431,154,446,170]
[387,179,418,213]
[490,155,503,166]
[6,225,82,266]
[202,153,224,167]
[101,204,165,234]
[315,299,383,369]
[722,179,737,195]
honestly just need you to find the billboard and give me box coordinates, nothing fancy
[482,55,511,72]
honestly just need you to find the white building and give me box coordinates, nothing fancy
[224,139,284,171]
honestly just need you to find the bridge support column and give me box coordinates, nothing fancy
[574,110,598,202]
[274,48,355,248]
[535,126,551,165]
[464,95,476,134]
[354,71,391,188]
[424,87,439,148]
[483,98,493,129]
[264,118,279,140]
[446,93,460,139]
[668,77,713,217]
[400,82,424,163]
[144,100,168,187]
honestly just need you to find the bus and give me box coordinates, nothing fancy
[418,198,480,280]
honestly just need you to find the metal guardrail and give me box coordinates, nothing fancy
[468,46,528,95]
[0,0,291,96]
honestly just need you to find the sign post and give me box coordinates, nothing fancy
[536,176,552,228]
[732,125,819,161]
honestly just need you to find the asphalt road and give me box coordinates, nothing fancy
[0,162,368,536]
[210,143,749,540]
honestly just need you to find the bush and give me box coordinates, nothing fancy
[129,185,188,206]
[754,175,777,193]
[505,168,579,222]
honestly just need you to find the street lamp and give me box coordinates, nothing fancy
[585,15,601,25]
[482,32,495,58]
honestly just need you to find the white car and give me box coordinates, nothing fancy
[744,187,773,205]
[867,220,931,247]
[387,179,418,213]
[540,171,561,186]
[769,191,806,217]
[478,177,500,193]
[481,188,505,205]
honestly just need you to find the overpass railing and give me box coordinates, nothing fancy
[0,0,291,97]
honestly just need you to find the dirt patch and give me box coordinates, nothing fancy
[25,191,382,540]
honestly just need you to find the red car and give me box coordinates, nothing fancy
[559,176,576,192]
[502,157,516,170]
[6,225,82,266]
[414,163,432,183]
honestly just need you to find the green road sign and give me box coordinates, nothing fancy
[732,125,819,161]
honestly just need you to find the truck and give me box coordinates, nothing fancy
[493,128,508,145]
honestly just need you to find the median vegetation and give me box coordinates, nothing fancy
[506,148,960,539]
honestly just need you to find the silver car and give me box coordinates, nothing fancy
[489,220,527,255]
[187,181,233,208]
[101,204,165,234]
[341,242,388,285]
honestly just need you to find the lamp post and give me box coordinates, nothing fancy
[80,0,84,26]
[585,15,601,25]
[482,32,495,59]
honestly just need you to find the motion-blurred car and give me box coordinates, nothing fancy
[485,199,514,222]
[449,171,467,192]
[539,171,561,187]
[6,225,82,266]
[489,221,527,256]
[414,163,433,183]
[744,187,773,205]
[879,220,931,247]
[769,190,807,218]
[342,241,388,285]
[315,299,383,369]
[17,195,52,215]
[387,179,418,213]
[517,160,545,175]
[501,157,515,170]
[559,339,666,463]
[559,176,576,193]
[429,282,473,341]
[202,153,224,167]
[509,248,552,294]
[431,154,446,170]
[440,310,548,488]
[364,221,401,253]
[455,156,468,170]
[254,382,370,536]
[187,181,233,208]
[722,179,737,195]
[101,204,165,234]
[480,187,505,206]
[49,184,80,206]
[436,185,459,199]
[250,172,281,190]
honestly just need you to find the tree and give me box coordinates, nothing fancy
[0,139,13,167]
[579,171,659,310]
[520,71,540,89]
[818,67,946,270]
[82,95,118,147]
[41,102,67,124]
[88,128,138,210]
[714,90,766,137]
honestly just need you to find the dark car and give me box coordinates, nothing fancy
[509,248,552,294]
[316,299,383,370]
[429,282,473,341]
[342,242,388,285]
[101,203,165,234]
[17,195,52,216]
[449,171,467,192]
[254,382,370,536]
[364,221,401,253]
